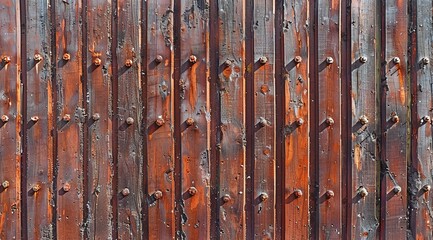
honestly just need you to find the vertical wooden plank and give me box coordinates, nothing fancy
[380,0,408,238]
[0,0,20,239]
[116,0,142,238]
[25,0,54,238]
[54,0,84,238]
[85,0,113,238]
[349,0,379,238]
[146,0,175,239]
[317,0,341,238]
[282,0,309,238]
[252,0,275,239]
[408,0,433,238]
[218,0,245,238]
[178,0,210,238]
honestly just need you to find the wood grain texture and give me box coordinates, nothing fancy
[350,0,379,238]
[146,1,175,239]
[282,1,309,238]
[252,0,275,238]
[116,0,143,239]
[54,0,84,238]
[179,0,210,238]
[85,1,113,238]
[25,1,55,238]
[218,0,245,238]
[382,0,408,238]
[317,0,341,238]
[0,0,20,239]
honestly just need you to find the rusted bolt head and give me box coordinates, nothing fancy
[62,114,71,122]
[357,187,368,198]
[155,55,163,63]
[188,187,197,196]
[224,59,232,66]
[186,117,195,126]
[2,180,10,189]
[391,115,399,123]
[295,118,304,126]
[294,189,303,198]
[63,182,71,192]
[1,115,9,123]
[121,188,130,196]
[294,56,302,63]
[423,115,431,124]
[326,57,334,64]
[125,59,133,67]
[326,117,334,126]
[359,115,369,125]
[34,53,43,62]
[222,194,231,203]
[92,113,100,121]
[359,56,368,63]
[155,116,165,127]
[422,184,431,192]
[189,55,197,63]
[259,56,268,64]
[259,117,270,127]
[93,57,102,66]
[421,57,430,65]
[63,53,71,61]
[31,116,39,122]
[392,57,400,64]
[32,183,41,192]
[260,193,269,202]
[393,185,402,194]
[2,56,11,63]
[325,190,334,199]
[154,190,163,200]
[126,117,134,125]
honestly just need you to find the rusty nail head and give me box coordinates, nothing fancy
[155,55,163,63]
[1,115,9,123]
[63,114,71,122]
[392,57,400,64]
[326,57,334,64]
[31,116,39,122]
[224,59,232,66]
[189,55,197,63]
[294,189,303,198]
[32,183,41,192]
[156,116,165,126]
[63,53,71,61]
[422,184,431,192]
[125,59,133,67]
[423,115,431,123]
[154,190,163,200]
[222,194,231,203]
[358,187,368,198]
[2,180,10,189]
[126,117,134,125]
[326,117,334,126]
[260,193,269,202]
[295,118,304,126]
[421,57,430,65]
[121,188,130,196]
[325,190,334,199]
[359,115,369,125]
[188,187,197,196]
[34,53,43,61]
[2,56,11,63]
[359,56,368,63]
[393,185,402,194]
[294,56,302,63]
[259,117,270,127]
[63,182,71,192]
[93,57,102,66]
[391,115,399,123]
[259,56,268,64]
[186,117,195,126]
[92,113,100,121]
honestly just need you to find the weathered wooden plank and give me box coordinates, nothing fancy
[282,1,309,238]
[0,0,20,239]
[218,0,245,238]
[252,1,275,239]
[25,1,55,238]
[116,0,142,239]
[85,1,113,238]
[408,0,433,238]
[178,0,210,238]
[146,1,175,239]
[381,0,408,238]
[54,0,83,238]
[350,0,378,238]
[317,0,341,238]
